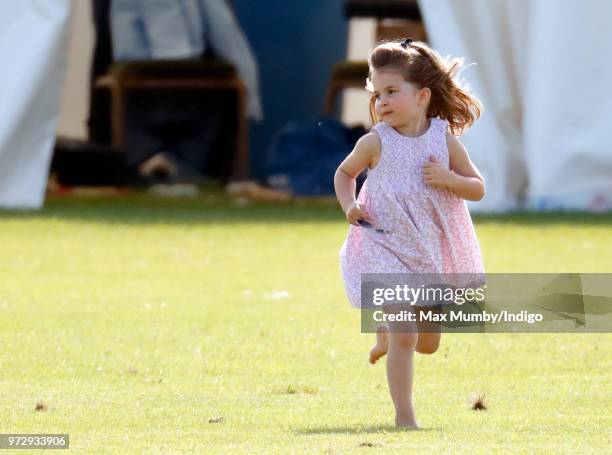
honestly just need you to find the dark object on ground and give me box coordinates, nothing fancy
[50,137,135,187]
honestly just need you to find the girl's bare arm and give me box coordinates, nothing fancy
[334,133,380,225]
[445,133,485,201]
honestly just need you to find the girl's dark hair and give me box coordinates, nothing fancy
[366,39,482,135]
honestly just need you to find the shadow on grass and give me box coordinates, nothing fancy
[0,190,610,226]
[295,424,443,434]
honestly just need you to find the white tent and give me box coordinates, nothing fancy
[0,0,71,209]
[419,0,612,212]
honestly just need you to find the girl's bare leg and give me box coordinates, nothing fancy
[414,305,442,355]
[385,304,421,429]
[369,324,389,364]
[370,319,440,364]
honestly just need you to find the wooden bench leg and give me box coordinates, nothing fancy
[109,78,126,149]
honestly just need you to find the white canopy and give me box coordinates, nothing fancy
[419,0,612,212]
[0,0,70,208]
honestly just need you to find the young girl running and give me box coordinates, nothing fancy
[335,38,486,429]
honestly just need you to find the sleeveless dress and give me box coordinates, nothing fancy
[339,117,485,309]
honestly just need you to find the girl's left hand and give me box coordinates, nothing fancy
[423,154,453,190]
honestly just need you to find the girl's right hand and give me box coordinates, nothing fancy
[345,202,370,226]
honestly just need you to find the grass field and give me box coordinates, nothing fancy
[0,192,611,453]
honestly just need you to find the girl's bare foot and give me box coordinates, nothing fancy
[395,411,421,430]
[369,325,389,364]
[395,418,421,430]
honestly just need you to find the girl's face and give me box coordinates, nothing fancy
[370,69,429,125]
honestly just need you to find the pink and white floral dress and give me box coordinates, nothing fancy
[339,117,485,308]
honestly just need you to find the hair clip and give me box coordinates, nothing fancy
[400,38,413,49]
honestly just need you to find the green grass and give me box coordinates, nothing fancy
[0,192,611,453]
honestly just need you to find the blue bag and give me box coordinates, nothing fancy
[264,116,366,196]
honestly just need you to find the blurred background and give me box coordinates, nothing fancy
[0,0,610,212]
